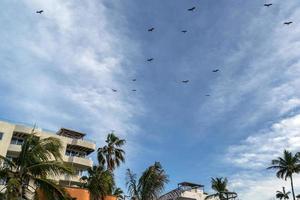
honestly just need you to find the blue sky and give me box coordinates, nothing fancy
[1,0,300,199]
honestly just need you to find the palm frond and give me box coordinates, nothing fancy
[34,177,71,200]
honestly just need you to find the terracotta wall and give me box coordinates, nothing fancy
[38,187,118,200]
[104,195,118,200]
[38,187,90,200]
[65,187,90,200]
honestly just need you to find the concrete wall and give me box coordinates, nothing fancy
[0,121,15,157]
[0,120,95,186]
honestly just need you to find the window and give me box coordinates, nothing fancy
[0,132,3,140]
[10,137,24,145]
[65,149,87,158]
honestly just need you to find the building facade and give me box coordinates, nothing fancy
[159,182,238,200]
[0,120,96,192]
[159,182,210,200]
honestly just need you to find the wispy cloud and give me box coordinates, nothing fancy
[197,1,300,131]
[0,0,143,158]
[210,1,300,199]
[227,114,300,169]
[225,114,300,200]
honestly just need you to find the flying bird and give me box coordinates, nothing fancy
[112,89,117,92]
[264,3,272,7]
[132,79,136,81]
[148,27,155,32]
[205,94,210,97]
[181,30,187,33]
[182,80,189,83]
[36,10,43,14]
[284,21,293,25]
[188,7,196,11]
[147,58,154,62]
[132,89,137,92]
[212,69,220,72]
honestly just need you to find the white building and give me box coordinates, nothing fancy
[0,120,96,190]
[159,182,237,200]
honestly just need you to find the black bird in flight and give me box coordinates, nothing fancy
[132,89,137,92]
[112,89,117,92]
[188,7,196,11]
[182,30,187,33]
[205,94,210,97]
[284,21,293,25]
[212,69,220,72]
[147,58,154,62]
[36,10,44,14]
[264,3,272,7]
[182,80,189,83]
[132,79,136,81]
[148,27,155,32]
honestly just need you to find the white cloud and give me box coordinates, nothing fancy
[216,2,300,200]
[226,114,300,200]
[230,172,300,200]
[227,114,300,169]
[0,0,143,159]
[197,1,300,130]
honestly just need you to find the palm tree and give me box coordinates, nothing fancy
[205,177,228,200]
[0,133,73,200]
[112,187,124,200]
[126,168,139,200]
[276,187,290,200]
[268,150,300,200]
[126,162,169,200]
[80,165,114,200]
[205,177,237,200]
[97,133,126,171]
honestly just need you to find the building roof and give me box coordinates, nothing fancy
[57,128,86,139]
[178,182,204,188]
[159,182,205,200]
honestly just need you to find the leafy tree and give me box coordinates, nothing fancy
[268,150,300,200]
[205,177,237,200]
[126,162,169,200]
[113,187,124,199]
[80,165,114,200]
[97,133,126,171]
[276,187,290,200]
[0,133,73,200]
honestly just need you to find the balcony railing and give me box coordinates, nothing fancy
[63,155,93,168]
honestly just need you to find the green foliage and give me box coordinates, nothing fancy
[205,177,237,200]
[113,187,124,199]
[268,150,300,200]
[0,132,73,200]
[126,162,169,200]
[97,133,126,171]
[276,187,290,200]
[80,165,114,200]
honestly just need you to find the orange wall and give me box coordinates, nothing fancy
[38,187,90,200]
[104,195,118,200]
[38,187,118,200]
[65,187,90,200]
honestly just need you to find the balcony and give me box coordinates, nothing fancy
[70,138,96,152]
[7,144,22,156]
[59,174,81,184]
[63,155,93,168]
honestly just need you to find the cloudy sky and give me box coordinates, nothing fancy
[1,0,300,199]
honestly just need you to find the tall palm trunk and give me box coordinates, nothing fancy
[290,175,296,200]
